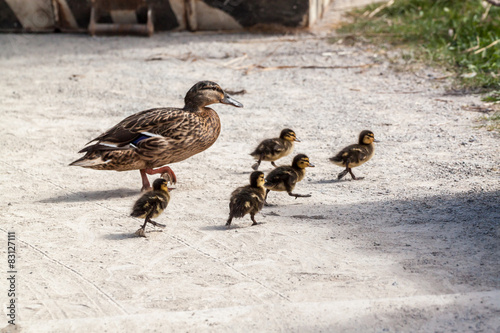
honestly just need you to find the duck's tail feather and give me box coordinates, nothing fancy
[78,143,130,154]
[69,154,111,167]
[230,197,252,218]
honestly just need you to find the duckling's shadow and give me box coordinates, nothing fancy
[39,188,139,203]
[309,179,352,184]
[200,222,267,231]
[103,230,163,240]
[103,232,139,240]
[232,170,255,175]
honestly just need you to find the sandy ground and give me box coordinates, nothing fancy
[1,3,499,332]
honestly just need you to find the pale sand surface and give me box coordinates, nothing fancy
[1,3,499,332]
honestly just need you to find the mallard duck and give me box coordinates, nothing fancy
[264,154,314,201]
[131,178,170,237]
[70,81,243,191]
[329,130,377,180]
[250,128,300,170]
[226,171,266,228]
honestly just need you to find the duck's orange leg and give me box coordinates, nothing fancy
[140,169,152,191]
[145,166,177,184]
[139,167,177,191]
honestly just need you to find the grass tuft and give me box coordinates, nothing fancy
[338,0,500,91]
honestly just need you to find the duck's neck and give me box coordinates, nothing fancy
[292,166,306,181]
[282,140,294,149]
[183,102,206,112]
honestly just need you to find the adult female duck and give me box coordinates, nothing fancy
[70,81,243,191]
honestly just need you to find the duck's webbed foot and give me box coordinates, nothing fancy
[337,169,349,180]
[135,227,146,237]
[288,192,311,199]
[149,220,166,228]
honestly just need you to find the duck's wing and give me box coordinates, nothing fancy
[330,144,369,164]
[252,138,283,155]
[265,167,298,185]
[131,193,169,217]
[81,108,185,152]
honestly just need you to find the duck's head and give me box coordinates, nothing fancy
[184,81,243,110]
[249,171,265,188]
[152,178,169,192]
[280,128,300,142]
[358,130,377,145]
[292,154,315,169]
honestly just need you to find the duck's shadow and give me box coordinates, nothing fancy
[39,188,139,203]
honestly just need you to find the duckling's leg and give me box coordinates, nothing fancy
[348,168,364,180]
[264,189,271,205]
[225,214,233,228]
[271,162,278,168]
[135,218,149,237]
[250,213,259,226]
[252,155,263,170]
[337,169,349,180]
[145,166,177,184]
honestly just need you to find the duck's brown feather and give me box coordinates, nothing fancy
[72,107,221,171]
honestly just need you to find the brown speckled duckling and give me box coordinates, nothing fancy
[250,128,300,170]
[226,171,266,228]
[329,130,377,180]
[70,81,243,191]
[264,154,314,202]
[131,178,170,237]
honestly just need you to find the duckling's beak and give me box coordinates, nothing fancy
[308,162,315,167]
[373,139,381,143]
[294,137,301,142]
[221,94,243,108]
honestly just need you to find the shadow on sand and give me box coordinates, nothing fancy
[39,188,139,203]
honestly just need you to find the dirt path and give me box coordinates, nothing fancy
[1,3,499,332]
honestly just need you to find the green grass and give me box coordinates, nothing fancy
[338,0,500,95]
[477,111,500,131]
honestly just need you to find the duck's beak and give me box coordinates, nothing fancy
[308,162,315,167]
[221,94,243,108]
[294,137,301,142]
[373,139,381,143]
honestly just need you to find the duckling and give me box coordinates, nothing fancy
[131,178,170,237]
[70,81,243,191]
[264,154,315,201]
[329,130,377,180]
[250,128,300,170]
[226,171,266,228]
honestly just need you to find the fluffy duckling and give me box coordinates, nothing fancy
[226,171,266,228]
[70,81,243,191]
[264,154,315,201]
[131,178,170,237]
[329,130,377,180]
[250,128,300,170]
